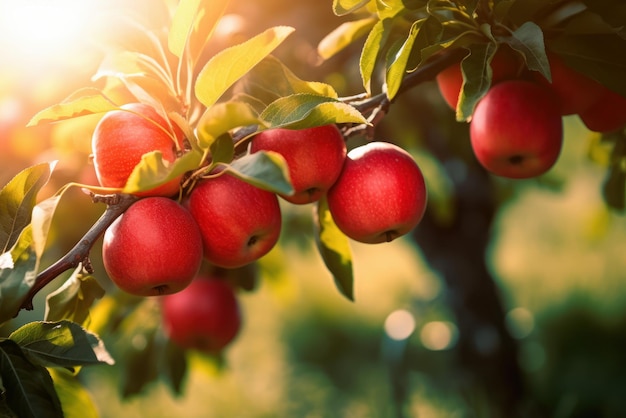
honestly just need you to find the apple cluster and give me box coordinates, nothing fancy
[437,47,626,179]
[90,106,428,351]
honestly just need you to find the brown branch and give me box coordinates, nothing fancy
[17,193,139,314]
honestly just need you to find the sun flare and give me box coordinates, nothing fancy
[0,0,101,70]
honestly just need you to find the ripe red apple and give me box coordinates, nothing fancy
[250,125,347,204]
[436,46,521,110]
[326,142,427,244]
[578,86,626,133]
[534,52,605,116]
[92,103,184,197]
[470,80,563,179]
[161,276,241,353]
[102,197,203,296]
[187,172,282,268]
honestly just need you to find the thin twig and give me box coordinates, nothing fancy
[17,193,139,314]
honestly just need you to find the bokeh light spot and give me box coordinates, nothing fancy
[384,309,416,341]
[420,321,458,351]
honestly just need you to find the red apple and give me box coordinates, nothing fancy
[470,80,563,179]
[102,197,203,296]
[92,103,184,197]
[534,52,605,116]
[187,172,282,268]
[579,86,626,133]
[161,276,241,353]
[326,142,427,244]
[250,125,347,204]
[436,46,521,110]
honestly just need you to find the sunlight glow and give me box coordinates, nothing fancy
[0,0,100,68]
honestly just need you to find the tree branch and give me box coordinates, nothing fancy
[17,193,139,314]
[340,48,467,138]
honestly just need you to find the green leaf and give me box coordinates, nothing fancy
[157,337,188,396]
[0,162,56,254]
[332,0,371,16]
[0,192,64,324]
[602,137,626,211]
[120,334,159,398]
[0,226,38,325]
[547,34,626,97]
[194,26,295,109]
[226,151,293,195]
[457,42,498,121]
[49,369,99,418]
[360,18,394,95]
[27,88,118,126]
[260,94,367,129]
[314,197,354,301]
[44,268,105,327]
[582,0,626,30]
[123,149,202,195]
[407,14,444,69]
[209,134,235,165]
[318,17,377,60]
[603,165,625,211]
[0,340,63,418]
[110,298,160,398]
[9,321,115,370]
[196,100,263,149]
[493,0,516,21]
[386,20,422,100]
[501,21,550,80]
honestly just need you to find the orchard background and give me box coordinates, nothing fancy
[1,0,626,417]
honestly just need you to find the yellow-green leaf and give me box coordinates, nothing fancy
[196,101,263,149]
[333,0,371,16]
[360,19,392,95]
[27,88,117,126]
[386,20,421,100]
[123,150,202,195]
[318,17,376,60]
[194,26,295,109]
[0,162,56,254]
[50,369,99,418]
[315,197,354,301]
[168,0,230,66]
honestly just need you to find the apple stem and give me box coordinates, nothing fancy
[153,285,169,295]
[16,193,139,315]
